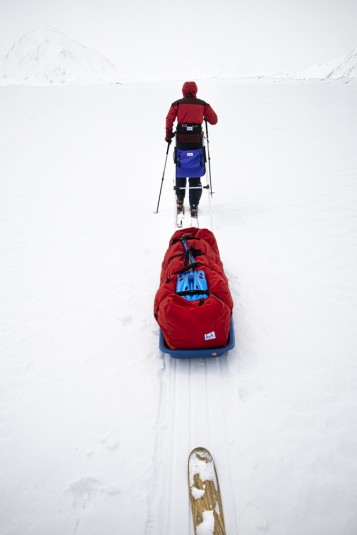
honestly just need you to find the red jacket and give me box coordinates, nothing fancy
[165,81,218,139]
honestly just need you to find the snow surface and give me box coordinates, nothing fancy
[191,486,206,500]
[196,510,215,535]
[1,78,357,535]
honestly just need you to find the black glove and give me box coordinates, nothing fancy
[165,131,175,144]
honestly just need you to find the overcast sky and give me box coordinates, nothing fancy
[0,0,356,80]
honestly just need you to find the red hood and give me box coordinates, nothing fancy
[182,81,197,98]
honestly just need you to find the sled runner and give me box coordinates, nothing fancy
[154,228,235,358]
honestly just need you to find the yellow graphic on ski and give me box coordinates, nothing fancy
[188,447,226,535]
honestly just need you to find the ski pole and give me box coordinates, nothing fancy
[204,119,214,197]
[154,142,171,214]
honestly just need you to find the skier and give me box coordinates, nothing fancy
[165,81,218,218]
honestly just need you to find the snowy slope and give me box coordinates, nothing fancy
[0,28,120,85]
[0,79,357,535]
[289,49,357,79]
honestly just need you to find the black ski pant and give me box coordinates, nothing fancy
[176,177,202,206]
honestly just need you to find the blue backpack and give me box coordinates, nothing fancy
[175,147,206,178]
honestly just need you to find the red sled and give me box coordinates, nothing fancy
[154,228,235,357]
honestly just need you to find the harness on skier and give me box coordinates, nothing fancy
[174,122,206,178]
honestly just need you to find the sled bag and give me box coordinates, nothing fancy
[175,148,206,178]
[154,228,234,350]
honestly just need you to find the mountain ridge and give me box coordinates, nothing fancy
[286,48,357,80]
[0,27,120,85]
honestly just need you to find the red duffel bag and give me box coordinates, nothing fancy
[154,228,233,350]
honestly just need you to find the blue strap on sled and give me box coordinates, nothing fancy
[175,239,209,301]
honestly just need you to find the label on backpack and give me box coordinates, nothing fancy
[204,331,216,341]
[187,152,193,156]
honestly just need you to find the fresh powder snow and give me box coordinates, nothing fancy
[1,76,357,535]
[191,487,206,500]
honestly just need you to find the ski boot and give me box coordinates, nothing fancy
[177,197,184,215]
[190,204,198,218]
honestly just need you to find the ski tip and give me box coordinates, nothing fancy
[189,446,213,458]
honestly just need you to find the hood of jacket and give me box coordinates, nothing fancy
[182,81,198,98]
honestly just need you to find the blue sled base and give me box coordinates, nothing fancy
[159,318,235,359]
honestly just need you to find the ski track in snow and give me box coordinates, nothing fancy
[1,79,357,535]
[145,343,240,534]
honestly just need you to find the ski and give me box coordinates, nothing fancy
[176,203,185,228]
[190,215,199,228]
[176,210,184,228]
[188,447,226,535]
[190,205,199,228]
[175,203,201,228]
